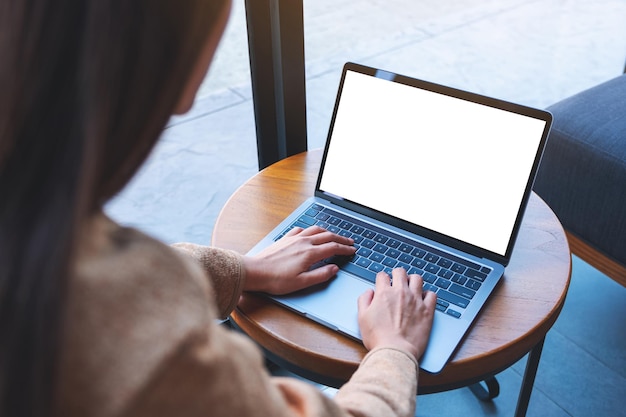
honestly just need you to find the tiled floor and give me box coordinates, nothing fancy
[106,0,626,416]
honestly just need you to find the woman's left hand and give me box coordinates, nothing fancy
[242,226,356,295]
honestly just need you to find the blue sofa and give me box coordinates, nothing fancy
[533,73,626,287]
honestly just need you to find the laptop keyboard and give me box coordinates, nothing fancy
[275,204,493,319]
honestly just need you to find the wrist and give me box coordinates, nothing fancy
[241,256,257,291]
[241,256,269,292]
[367,337,420,361]
[364,345,419,368]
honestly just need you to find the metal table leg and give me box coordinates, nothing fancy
[515,336,546,417]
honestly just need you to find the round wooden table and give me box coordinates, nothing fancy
[212,149,571,416]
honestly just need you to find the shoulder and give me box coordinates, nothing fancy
[58,212,217,417]
[75,213,210,296]
[73,212,216,314]
[70,211,217,340]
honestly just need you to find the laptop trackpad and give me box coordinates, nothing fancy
[269,271,372,340]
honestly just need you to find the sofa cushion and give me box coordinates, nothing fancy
[534,74,626,267]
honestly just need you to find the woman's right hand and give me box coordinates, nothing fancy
[357,268,437,360]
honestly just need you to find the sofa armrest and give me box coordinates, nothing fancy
[534,74,626,286]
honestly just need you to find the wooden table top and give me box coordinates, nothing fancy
[212,149,571,392]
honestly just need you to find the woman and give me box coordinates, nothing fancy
[0,1,436,417]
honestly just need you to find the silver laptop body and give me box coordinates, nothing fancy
[247,62,552,374]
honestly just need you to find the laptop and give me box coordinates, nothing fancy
[247,62,552,374]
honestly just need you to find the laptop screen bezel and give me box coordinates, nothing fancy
[314,62,552,266]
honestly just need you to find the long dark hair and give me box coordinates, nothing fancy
[0,0,229,416]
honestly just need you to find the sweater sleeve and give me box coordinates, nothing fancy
[125,319,419,417]
[332,348,418,417]
[165,245,420,417]
[136,245,420,417]
[170,242,245,319]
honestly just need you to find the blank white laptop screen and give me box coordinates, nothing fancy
[319,70,548,257]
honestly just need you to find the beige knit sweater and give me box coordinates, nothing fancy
[54,212,418,417]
